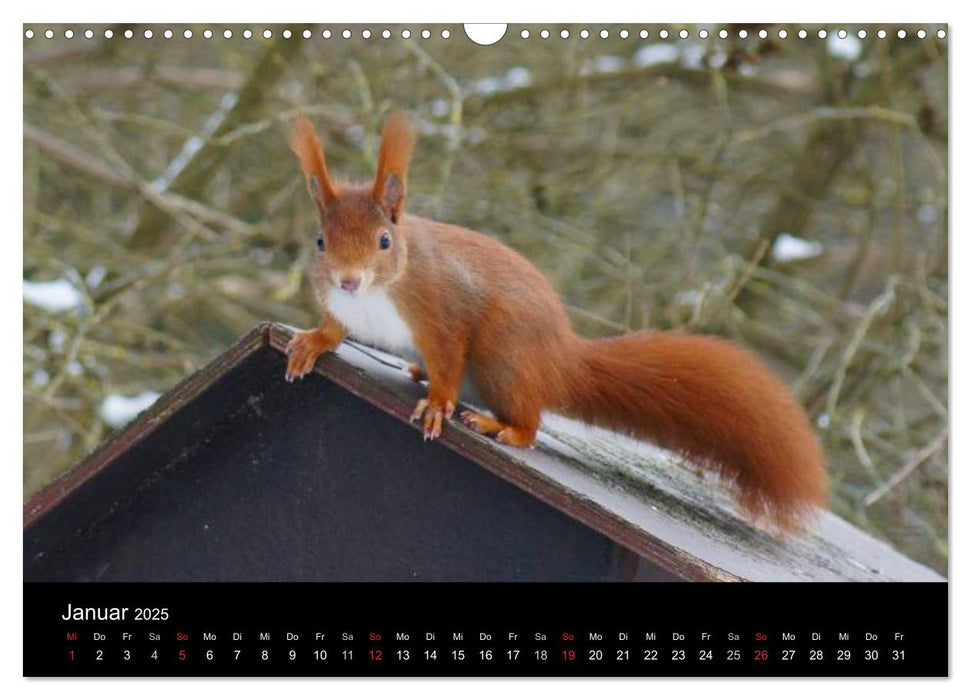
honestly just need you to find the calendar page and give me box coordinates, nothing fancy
[22,21,948,678]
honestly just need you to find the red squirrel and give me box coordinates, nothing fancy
[285,113,828,530]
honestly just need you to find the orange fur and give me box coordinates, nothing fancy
[287,113,829,530]
[371,113,416,221]
[291,116,339,211]
[564,334,828,528]
[285,314,346,381]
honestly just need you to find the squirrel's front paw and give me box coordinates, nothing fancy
[410,397,455,441]
[285,330,329,382]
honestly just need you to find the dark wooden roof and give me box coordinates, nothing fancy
[24,323,943,582]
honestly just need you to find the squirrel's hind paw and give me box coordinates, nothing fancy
[459,410,537,448]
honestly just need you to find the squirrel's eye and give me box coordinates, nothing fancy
[316,235,325,252]
[379,231,392,250]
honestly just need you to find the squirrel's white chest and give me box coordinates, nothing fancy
[325,288,418,357]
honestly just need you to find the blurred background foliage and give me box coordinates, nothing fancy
[23,24,947,573]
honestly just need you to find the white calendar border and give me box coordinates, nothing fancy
[3,0,963,697]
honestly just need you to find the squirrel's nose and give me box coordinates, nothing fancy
[340,276,361,292]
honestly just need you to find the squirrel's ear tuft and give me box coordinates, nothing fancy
[372,112,415,223]
[291,116,339,214]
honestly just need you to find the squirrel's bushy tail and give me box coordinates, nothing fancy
[562,332,827,529]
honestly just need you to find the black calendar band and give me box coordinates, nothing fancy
[24,582,947,677]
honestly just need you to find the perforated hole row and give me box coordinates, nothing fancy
[23,27,458,40]
[22,26,948,42]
